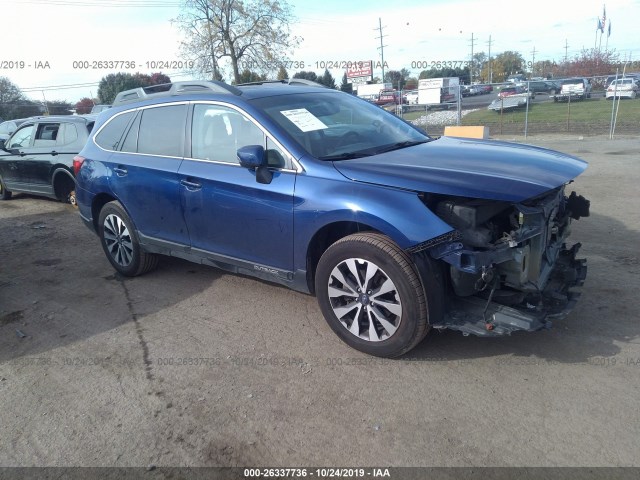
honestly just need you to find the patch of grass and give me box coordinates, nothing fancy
[462,99,640,134]
[402,110,428,122]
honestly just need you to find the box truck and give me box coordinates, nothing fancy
[418,78,459,105]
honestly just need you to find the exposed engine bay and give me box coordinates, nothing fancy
[418,185,590,336]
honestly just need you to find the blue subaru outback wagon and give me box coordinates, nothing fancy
[75,80,590,357]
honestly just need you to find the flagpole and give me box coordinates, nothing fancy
[599,30,603,52]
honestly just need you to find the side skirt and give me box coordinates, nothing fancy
[3,181,56,198]
[138,233,311,294]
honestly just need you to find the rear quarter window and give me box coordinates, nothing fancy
[94,111,135,150]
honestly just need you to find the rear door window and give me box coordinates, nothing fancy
[53,123,79,147]
[137,104,187,157]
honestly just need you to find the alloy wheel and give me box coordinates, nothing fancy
[103,214,134,267]
[327,258,402,342]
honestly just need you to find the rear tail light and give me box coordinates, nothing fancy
[73,155,85,176]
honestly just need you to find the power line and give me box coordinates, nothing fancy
[11,0,181,7]
[21,81,101,92]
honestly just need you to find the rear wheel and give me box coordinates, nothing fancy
[67,190,77,207]
[315,233,435,357]
[0,177,11,200]
[98,201,158,277]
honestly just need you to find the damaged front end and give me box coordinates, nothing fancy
[414,186,590,336]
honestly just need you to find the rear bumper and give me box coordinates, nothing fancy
[79,210,97,235]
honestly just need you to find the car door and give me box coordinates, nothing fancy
[178,102,296,272]
[0,123,35,189]
[17,122,62,195]
[104,104,191,246]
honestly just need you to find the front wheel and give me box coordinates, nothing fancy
[98,201,158,277]
[315,233,434,357]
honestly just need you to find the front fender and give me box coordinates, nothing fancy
[293,172,454,272]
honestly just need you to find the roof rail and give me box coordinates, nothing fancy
[112,81,242,106]
[236,78,328,89]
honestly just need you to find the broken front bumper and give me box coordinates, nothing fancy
[432,243,587,336]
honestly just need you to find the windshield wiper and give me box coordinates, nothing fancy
[374,140,429,154]
[318,151,373,160]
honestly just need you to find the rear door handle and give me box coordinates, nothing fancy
[180,179,202,190]
[113,166,128,177]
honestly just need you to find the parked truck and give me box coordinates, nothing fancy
[418,77,460,105]
[356,83,392,102]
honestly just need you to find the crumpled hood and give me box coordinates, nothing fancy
[332,136,588,202]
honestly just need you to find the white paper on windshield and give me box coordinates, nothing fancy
[280,108,328,132]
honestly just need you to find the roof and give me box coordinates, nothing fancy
[21,115,97,124]
[111,79,332,106]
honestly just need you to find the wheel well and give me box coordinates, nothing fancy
[91,193,117,231]
[305,221,381,294]
[52,171,75,201]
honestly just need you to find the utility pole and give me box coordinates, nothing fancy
[530,46,537,78]
[564,39,569,63]
[374,18,388,82]
[487,35,493,83]
[469,32,477,84]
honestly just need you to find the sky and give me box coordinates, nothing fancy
[2,0,639,104]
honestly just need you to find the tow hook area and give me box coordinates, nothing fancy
[433,243,587,337]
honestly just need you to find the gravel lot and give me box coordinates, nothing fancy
[410,109,478,127]
[1,135,639,471]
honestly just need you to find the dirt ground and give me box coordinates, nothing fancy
[1,135,639,470]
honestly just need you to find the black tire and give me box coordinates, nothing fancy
[315,232,434,357]
[0,177,12,200]
[98,201,158,277]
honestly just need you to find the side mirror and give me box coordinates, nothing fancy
[237,144,265,169]
[237,145,273,185]
[0,139,5,151]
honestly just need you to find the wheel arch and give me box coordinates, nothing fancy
[305,220,393,294]
[52,167,75,201]
[91,193,119,232]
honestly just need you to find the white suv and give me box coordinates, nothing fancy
[555,78,592,101]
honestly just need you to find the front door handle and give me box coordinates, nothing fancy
[113,166,128,177]
[51,151,58,156]
[180,179,202,190]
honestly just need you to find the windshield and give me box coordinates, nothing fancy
[250,92,430,160]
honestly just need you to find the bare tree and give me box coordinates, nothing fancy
[176,0,300,83]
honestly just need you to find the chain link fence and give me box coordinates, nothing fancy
[392,74,639,138]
